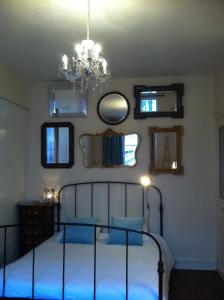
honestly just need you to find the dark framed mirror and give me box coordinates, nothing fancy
[41,122,74,168]
[97,92,130,125]
[134,83,184,119]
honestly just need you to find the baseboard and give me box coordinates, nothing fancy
[175,259,216,270]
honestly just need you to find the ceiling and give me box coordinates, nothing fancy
[0,0,224,80]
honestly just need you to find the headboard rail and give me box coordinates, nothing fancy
[57,181,163,236]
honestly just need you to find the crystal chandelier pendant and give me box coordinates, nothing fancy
[58,0,111,92]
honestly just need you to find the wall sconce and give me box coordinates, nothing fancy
[42,188,58,203]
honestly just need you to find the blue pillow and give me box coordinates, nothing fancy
[108,217,144,246]
[62,217,97,244]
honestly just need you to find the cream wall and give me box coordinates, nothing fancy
[25,75,217,270]
[0,64,28,108]
[0,100,28,224]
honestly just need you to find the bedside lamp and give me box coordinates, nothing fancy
[42,188,57,203]
[140,176,163,236]
[140,176,151,187]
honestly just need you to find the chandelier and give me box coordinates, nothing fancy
[59,0,110,92]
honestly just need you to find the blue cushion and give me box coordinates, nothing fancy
[108,217,144,246]
[62,217,97,244]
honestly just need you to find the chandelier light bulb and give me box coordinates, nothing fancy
[62,54,68,70]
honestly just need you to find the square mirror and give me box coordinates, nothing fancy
[48,82,87,118]
[149,126,183,175]
[41,122,74,168]
[134,83,184,118]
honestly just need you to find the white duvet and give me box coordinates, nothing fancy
[0,233,174,300]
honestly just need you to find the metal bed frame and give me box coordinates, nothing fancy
[0,181,164,300]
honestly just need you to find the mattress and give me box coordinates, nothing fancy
[0,232,174,300]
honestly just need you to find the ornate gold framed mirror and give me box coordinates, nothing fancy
[80,128,140,168]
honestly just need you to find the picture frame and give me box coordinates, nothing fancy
[149,126,184,175]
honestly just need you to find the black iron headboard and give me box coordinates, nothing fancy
[57,181,163,236]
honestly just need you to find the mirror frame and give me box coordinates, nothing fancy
[80,128,140,168]
[149,126,184,175]
[41,122,74,168]
[134,83,184,119]
[97,91,130,125]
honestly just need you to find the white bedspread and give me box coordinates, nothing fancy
[0,233,174,300]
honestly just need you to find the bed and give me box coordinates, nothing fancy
[0,181,174,300]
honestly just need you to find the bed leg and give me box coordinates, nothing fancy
[126,230,128,300]
[62,224,66,300]
[32,247,35,299]
[158,260,164,300]
[93,226,96,300]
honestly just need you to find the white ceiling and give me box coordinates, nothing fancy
[0,0,224,80]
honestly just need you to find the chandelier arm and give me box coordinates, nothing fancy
[87,0,90,40]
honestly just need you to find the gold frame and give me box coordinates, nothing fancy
[80,128,141,168]
[149,126,184,175]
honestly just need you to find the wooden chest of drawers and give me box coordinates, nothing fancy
[18,204,55,256]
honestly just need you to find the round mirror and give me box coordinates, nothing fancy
[97,92,130,125]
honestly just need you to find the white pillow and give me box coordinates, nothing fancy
[97,223,149,242]
[143,223,148,232]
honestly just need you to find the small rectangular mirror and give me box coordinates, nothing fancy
[48,82,87,118]
[134,83,184,118]
[41,122,74,168]
[140,90,177,113]
[46,127,69,164]
[80,128,140,168]
[149,126,183,175]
